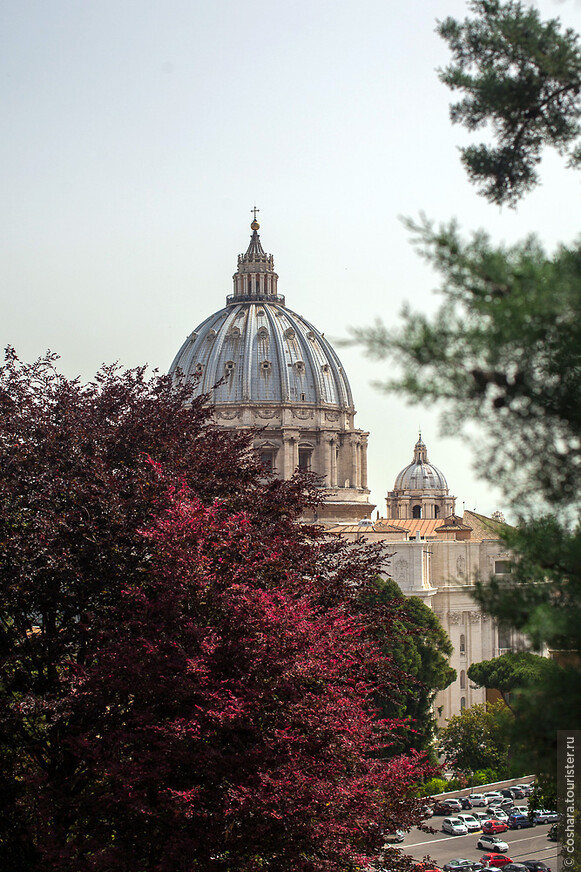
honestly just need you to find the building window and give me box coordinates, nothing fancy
[412,505,422,519]
[298,448,312,471]
[498,624,511,650]
[434,505,440,518]
[259,450,275,473]
[460,670,466,689]
[460,696,466,710]
[495,560,512,574]
[460,634,465,655]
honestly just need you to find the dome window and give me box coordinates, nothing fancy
[295,361,305,372]
[412,505,422,519]
[258,326,269,338]
[229,327,241,338]
[225,361,235,375]
[257,310,265,317]
[261,360,272,372]
[206,329,216,340]
[321,364,330,373]
[195,363,204,374]
[188,331,198,341]
[307,331,316,341]
[285,328,296,340]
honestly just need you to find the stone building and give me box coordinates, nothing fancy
[169,217,515,722]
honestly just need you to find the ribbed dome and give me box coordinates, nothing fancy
[393,436,448,491]
[169,222,353,410]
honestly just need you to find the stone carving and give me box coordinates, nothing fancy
[216,409,240,420]
[456,555,466,575]
[292,409,314,420]
[255,410,278,419]
[394,558,409,585]
[469,611,482,623]
[325,411,339,422]
[447,611,462,624]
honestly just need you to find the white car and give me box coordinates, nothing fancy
[469,794,488,807]
[533,810,559,824]
[442,817,469,835]
[477,834,509,852]
[458,813,481,832]
[488,809,509,822]
[485,792,504,802]
[473,811,490,825]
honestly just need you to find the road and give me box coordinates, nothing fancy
[394,821,558,869]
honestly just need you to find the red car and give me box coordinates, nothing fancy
[482,820,509,835]
[480,855,514,868]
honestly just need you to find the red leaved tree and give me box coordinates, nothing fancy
[0,349,432,871]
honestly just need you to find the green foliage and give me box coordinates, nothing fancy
[438,0,581,205]
[439,701,512,776]
[472,768,500,785]
[422,777,448,795]
[361,578,456,757]
[468,651,556,707]
[351,219,581,512]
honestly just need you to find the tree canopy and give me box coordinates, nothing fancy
[437,0,581,205]
[350,0,581,807]
[438,701,512,778]
[361,578,456,757]
[0,349,432,872]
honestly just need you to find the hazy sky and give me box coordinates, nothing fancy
[2,0,580,519]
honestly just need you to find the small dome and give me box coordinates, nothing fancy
[393,435,448,491]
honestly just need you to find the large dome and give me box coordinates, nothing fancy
[168,216,374,525]
[393,436,448,491]
[170,303,353,409]
[170,221,353,411]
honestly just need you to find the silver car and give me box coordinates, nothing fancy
[443,817,469,835]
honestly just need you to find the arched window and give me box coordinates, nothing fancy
[460,634,466,655]
[412,505,422,519]
[434,505,440,518]
[460,696,466,710]
[460,670,466,689]
[298,447,312,471]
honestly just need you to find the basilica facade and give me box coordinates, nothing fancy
[170,218,515,724]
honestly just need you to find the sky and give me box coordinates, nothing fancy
[2,0,581,520]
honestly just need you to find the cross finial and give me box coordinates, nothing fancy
[251,206,260,221]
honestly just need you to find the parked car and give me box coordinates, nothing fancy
[501,789,515,799]
[421,804,434,818]
[477,835,509,852]
[508,813,535,830]
[485,793,504,803]
[522,861,552,872]
[513,806,529,816]
[482,820,509,835]
[458,813,481,832]
[434,799,463,815]
[459,797,474,809]
[443,860,479,872]
[470,794,489,807]
[532,810,559,824]
[479,854,514,868]
[443,817,469,835]
[488,810,509,822]
[385,829,405,842]
[515,784,532,797]
[474,811,492,825]
[500,865,530,872]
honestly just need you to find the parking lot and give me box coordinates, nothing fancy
[395,820,558,870]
